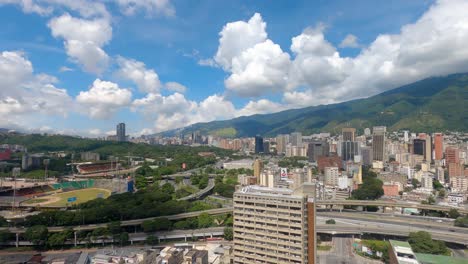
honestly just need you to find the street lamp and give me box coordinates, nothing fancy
[12,167,20,210]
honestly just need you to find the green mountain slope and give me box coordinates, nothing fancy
[167,73,468,137]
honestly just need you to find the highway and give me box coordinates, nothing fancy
[318,200,468,214]
[177,179,214,201]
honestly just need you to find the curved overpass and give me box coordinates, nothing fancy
[177,179,215,201]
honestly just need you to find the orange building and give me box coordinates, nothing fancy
[433,133,443,160]
[383,184,399,197]
[446,147,460,164]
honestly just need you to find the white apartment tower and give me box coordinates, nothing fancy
[233,184,317,264]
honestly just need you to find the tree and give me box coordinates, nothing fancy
[223,227,233,241]
[142,220,157,233]
[433,180,443,190]
[448,209,460,219]
[351,177,384,200]
[454,216,468,227]
[411,178,420,189]
[0,216,8,227]
[198,213,213,228]
[0,231,13,244]
[107,221,122,235]
[438,189,446,198]
[25,225,48,246]
[119,232,129,246]
[161,182,175,194]
[325,219,336,224]
[174,176,183,185]
[47,228,73,249]
[408,231,449,255]
[147,234,158,245]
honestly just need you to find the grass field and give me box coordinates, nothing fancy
[25,188,111,207]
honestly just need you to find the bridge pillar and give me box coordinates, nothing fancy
[74,231,77,247]
[131,240,133,245]
[184,235,187,242]
[15,233,19,248]
[382,206,386,213]
[210,233,213,238]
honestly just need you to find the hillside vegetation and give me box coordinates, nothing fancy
[167,73,468,137]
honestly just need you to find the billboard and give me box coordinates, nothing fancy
[280,168,288,180]
[67,197,77,203]
[182,163,186,170]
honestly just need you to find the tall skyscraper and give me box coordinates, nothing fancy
[291,132,303,147]
[372,126,386,161]
[116,123,126,142]
[254,135,264,154]
[233,184,317,264]
[341,141,359,161]
[307,141,329,162]
[433,133,443,160]
[342,128,356,142]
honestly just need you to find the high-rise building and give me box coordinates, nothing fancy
[263,141,270,154]
[372,126,386,161]
[276,134,289,154]
[342,128,356,142]
[341,141,359,161]
[233,184,317,264]
[445,147,460,164]
[412,139,426,156]
[291,132,303,147]
[364,128,371,136]
[253,159,263,179]
[433,133,443,160]
[254,135,264,154]
[361,147,373,166]
[116,123,126,142]
[307,141,329,162]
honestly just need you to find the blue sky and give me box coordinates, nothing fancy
[1,0,467,137]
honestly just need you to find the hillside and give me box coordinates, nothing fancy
[166,73,468,137]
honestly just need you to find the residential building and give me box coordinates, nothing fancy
[324,167,339,186]
[388,240,419,264]
[253,159,263,179]
[433,133,443,160]
[447,193,466,204]
[290,132,303,147]
[233,184,317,264]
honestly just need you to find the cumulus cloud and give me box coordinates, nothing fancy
[209,0,468,110]
[48,13,112,74]
[132,93,237,132]
[236,99,286,117]
[76,79,132,119]
[116,56,162,93]
[339,34,360,48]
[0,51,73,125]
[165,82,187,93]
[0,0,109,18]
[115,0,175,17]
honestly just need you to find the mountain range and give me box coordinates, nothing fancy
[162,73,468,137]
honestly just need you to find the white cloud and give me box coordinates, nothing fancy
[165,82,187,93]
[116,0,175,17]
[59,66,73,72]
[48,13,112,74]
[0,51,73,125]
[132,93,236,132]
[76,79,132,119]
[115,56,161,93]
[214,13,267,71]
[339,34,360,48]
[0,0,109,18]
[236,99,286,117]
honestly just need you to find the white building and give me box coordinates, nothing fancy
[421,175,433,190]
[447,193,466,205]
[324,167,339,186]
[223,159,253,170]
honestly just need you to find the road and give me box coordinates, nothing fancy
[177,179,214,201]
[317,237,382,264]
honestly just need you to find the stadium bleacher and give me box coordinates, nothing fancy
[77,163,114,174]
[52,179,95,190]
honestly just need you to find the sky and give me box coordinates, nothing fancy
[1,0,468,137]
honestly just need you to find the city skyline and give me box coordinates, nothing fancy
[1,0,468,136]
